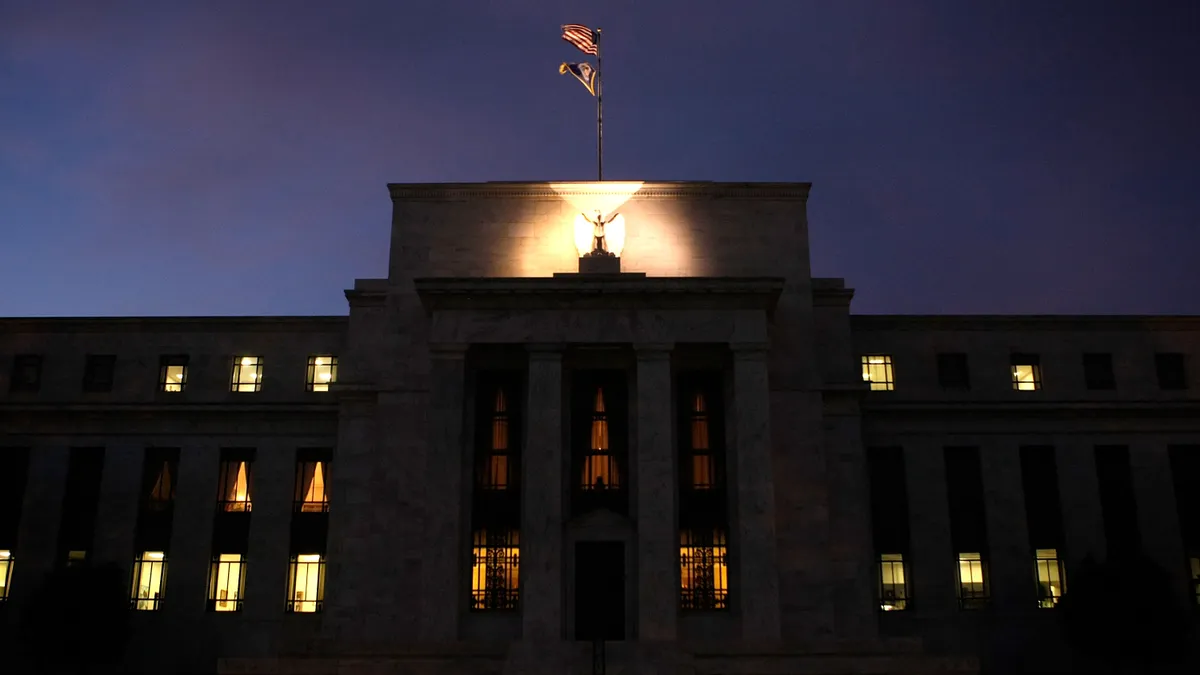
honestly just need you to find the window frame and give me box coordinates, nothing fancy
[861,354,895,391]
[0,550,12,601]
[1035,548,1066,608]
[9,354,42,393]
[293,450,330,513]
[1156,352,1188,391]
[679,528,729,611]
[286,553,326,613]
[207,553,247,612]
[216,452,255,513]
[230,355,264,393]
[130,551,168,611]
[1011,354,1042,391]
[82,354,116,393]
[1082,353,1116,390]
[956,552,989,610]
[878,552,909,611]
[936,352,970,390]
[158,355,189,393]
[470,529,520,611]
[476,383,516,492]
[305,355,337,392]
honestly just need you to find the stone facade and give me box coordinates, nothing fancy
[0,182,1196,675]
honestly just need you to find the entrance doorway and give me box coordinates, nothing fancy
[574,541,625,641]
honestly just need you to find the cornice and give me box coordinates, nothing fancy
[0,402,339,415]
[0,316,347,334]
[387,181,811,202]
[851,314,1200,332]
[862,399,1200,418]
[413,276,785,314]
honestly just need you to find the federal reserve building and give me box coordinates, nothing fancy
[0,181,1197,674]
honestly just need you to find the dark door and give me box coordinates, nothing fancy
[574,541,625,641]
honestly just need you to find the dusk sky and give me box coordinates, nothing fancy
[2,1,1197,317]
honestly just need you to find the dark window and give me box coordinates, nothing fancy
[945,447,989,609]
[1168,445,1200,604]
[158,355,188,392]
[1011,353,1042,391]
[1156,353,1187,390]
[57,448,106,564]
[1094,445,1140,556]
[867,447,911,610]
[1082,353,1116,390]
[82,354,116,393]
[0,448,31,591]
[937,353,970,390]
[306,356,337,392]
[1020,446,1066,607]
[9,355,42,393]
[294,449,330,513]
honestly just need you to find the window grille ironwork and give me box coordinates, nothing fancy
[470,529,519,610]
[679,529,728,610]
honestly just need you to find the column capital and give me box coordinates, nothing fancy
[634,342,674,359]
[428,343,469,359]
[731,342,770,358]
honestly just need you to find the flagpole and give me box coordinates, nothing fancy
[595,28,603,181]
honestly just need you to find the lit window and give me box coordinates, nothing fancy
[862,355,895,391]
[306,356,337,392]
[66,550,88,567]
[217,459,253,512]
[230,356,263,393]
[471,530,520,610]
[957,552,989,609]
[1190,557,1200,606]
[1012,354,1042,391]
[159,355,188,392]
[479,389,512,490]
[0,550,12,601]
[294,457,329,512]
[146,457,175,510]
[208,553,246,612]
[689,393,715,489]
[1035,548,1065,607]
[131,551,167,610]
[879,553,908,610]
[581,387,619,490]
[680,529,728,610]
[286,554,326,613]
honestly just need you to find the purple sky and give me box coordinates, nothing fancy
[2,1,1197,317]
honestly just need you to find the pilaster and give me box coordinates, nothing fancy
[634,343,676,641]
[522,345,564,640]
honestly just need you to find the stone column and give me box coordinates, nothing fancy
[732,343,781,641]
[905,442,956,615]
[980,442,1030,612]
[522,346,564,641]
[420,344,468,640]
[1131,444,1189,605]
[1056,442,1106,571]
[635,343,677,641]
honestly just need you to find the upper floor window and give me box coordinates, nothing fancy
[861,355,894,391]
[82,354,116,393]
[1082,353,1115,390]
[581,387,619,490]
[208,553,246,612]
[66,550,88,567]
[1035,548,1066,607]
[1011,354,1042,391]
[217,456,253,512]
[479,388,513,490]
[687,392,715,490]
[230,356,263,393]
[937,352,970,390]
[9,355,42,393]
[470,530,520,610]
[287,553,326,613]
[143,451,177,511]
[131,551,167,610]
[294,452,329,513]
[878,553,909,611]
[158,355,188,393]
[1156,353,1188,390]
[680,528,728,610]
[0,550,11,601]
[1190,556,1200,607]
[306,356,337,392]
[957,552,989,609]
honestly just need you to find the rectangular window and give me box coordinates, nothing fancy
[130,551,167,610]
[581,385,619,491]
[0,550,12,601]
[294,452,330,513]
[158,355,188,393]
[208,553,246,612]
[82,354,116,393]
[306,356,337,392]
[937,352,970,390]
[1156,353,1187,390]
[679,529,728,610]
[478,386,513,491]
[230,356,263,393]
[1035,548,1066,608]
[685,390,718,490]
[9,354,42,393]
[1011,354,1042,391]
[957,552,989,609]
[1082,353,1116,390]
[878,553,909,611]
[286,554,326,613]
[67,550,88,567]
[471,530,520,610]
[217,454,254,512]
[861,355,894,391]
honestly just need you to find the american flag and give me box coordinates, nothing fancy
[561,24,598,55]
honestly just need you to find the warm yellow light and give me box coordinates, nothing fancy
[548,181,644,215]
[573,212,627,257]
[241,357,252,366]
[314,357,323,366]
[297,553,322,563]
[0,550,9,559]
[147,551,165,561]
[319,372,331,381]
